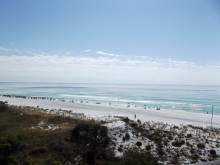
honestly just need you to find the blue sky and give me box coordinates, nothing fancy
[0,0,220,84]
[0,0,220,63]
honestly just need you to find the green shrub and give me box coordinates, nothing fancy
[123,133,130,141]
[72,122,108,145]
[0,136,23,164]
[168,135,173,141]
[210,149,217,158]
[191,154,199,163]
[118,145,123,152]
[120,150,158,165]
[27,158,62,165]
[136,141,142,147]
[145,145,151,151]
[172,139,185,147]
[122,117,130,124]
[197,143,205,149]
[186,134,192,138]
[71,122,110,165]
[0,101,8,112]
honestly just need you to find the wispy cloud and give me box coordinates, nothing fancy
[96,50,120,57]
[0,47,12,52]
[0,46,21,53]
[0,49,219,85]
[83,49,92,53]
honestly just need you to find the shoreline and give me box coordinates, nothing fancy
[1,95,220,128]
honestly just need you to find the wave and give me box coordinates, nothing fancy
[58,94,210,109]
[18,86,89,89]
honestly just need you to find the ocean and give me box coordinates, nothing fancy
[0,82,220,115]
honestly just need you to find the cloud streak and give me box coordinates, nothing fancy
[0,46,21,53]
[96,50,120,57]
[83,49,91,53]
[0,50,219,85]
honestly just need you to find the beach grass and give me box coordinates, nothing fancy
[0,103,159,165]
[0,104,80,164]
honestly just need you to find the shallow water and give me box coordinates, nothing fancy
[0,82,220,115]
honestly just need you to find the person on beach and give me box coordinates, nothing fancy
[127,103,130,108]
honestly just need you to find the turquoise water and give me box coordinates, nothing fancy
[0,82,220,115]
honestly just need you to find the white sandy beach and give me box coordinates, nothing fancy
[0,95,220,128]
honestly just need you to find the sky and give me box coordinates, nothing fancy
[0,0,220,85]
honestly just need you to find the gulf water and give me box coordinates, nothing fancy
[0,82,220,115]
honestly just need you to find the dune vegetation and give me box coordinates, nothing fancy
[0,102,158,165]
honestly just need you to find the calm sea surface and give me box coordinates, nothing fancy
[0,82,220,115]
